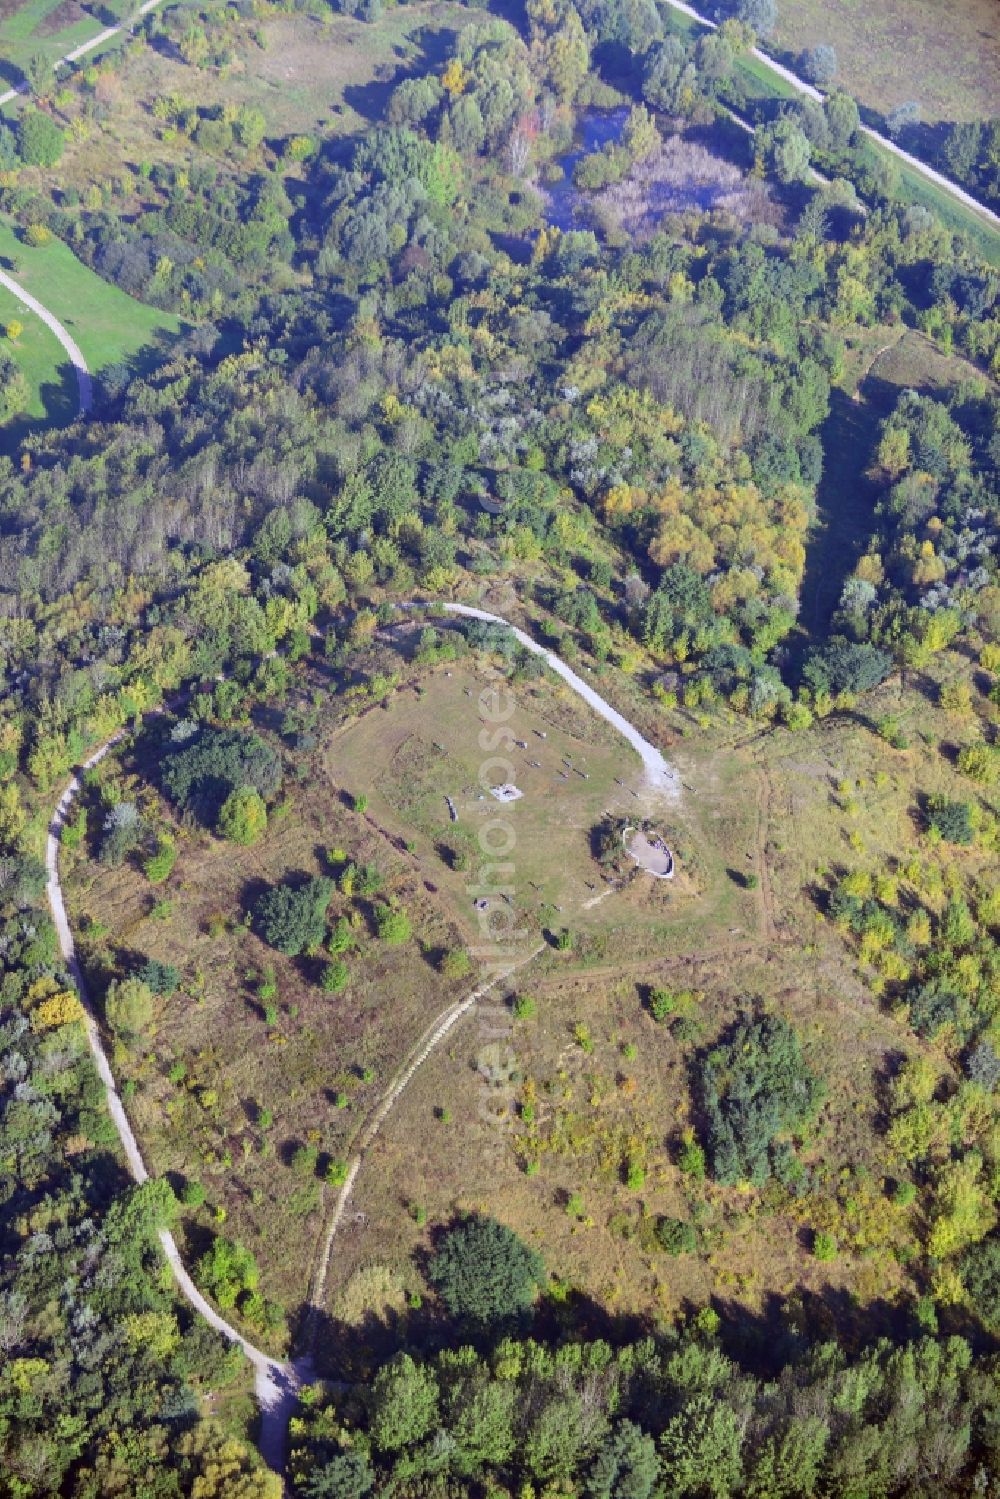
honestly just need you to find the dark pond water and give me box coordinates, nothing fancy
[544,108,629,230]
[544,108,755,232]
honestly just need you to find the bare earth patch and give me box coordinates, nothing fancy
[36,0,88,36]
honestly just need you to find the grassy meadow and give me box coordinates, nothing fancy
[769,0,1000,126]
[330,647,998,1368]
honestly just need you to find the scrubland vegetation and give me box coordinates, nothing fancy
[0,0,998,1492]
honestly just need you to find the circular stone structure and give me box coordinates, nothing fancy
[623,825,675,879]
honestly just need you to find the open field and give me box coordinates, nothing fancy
[61,635,766,1345]
[770,0,1000,126]
[327,655,754,955]
[325,650,998,1367]
[64,723,478,1344]
[42,0,473,189]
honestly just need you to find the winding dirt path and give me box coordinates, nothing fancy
[0,269,92,416]
[45,734,305,1477]
[305,945,545,1325]
[44,601,685,1468]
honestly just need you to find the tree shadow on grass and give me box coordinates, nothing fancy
[341,21,463,124]
[0,369,78,455]
[0,325,187,457]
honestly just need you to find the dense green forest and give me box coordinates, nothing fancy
[0,0,997,1492]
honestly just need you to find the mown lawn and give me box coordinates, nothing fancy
[0,0,103,77]
[0,279,77,429]
[0,216,183,441]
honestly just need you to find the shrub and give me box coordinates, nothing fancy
[428,1215,545,1330]
[677,1129,707,1180]
[137,959,181,996]
[144,837,177,883]
[196,1236,259,1310]
[440,948,471,979]
[803,637,892,697]
[876,714,909,750]
[926,796,975,845]
[958,744,999,786]
[647,987,675,1022]
[30,987,85,1031]
[304,1453,375,1497]
[99,802,142,867]
[218,785,268,844]
[625,1159,645,1189]
[375,906,411,945]
[907,977,964,1040]
[105,977,154,1039]
[736,0,776,39]
[286,134,316,162]
[512,994,537,1020]
[965,1042,1000,1092]
[292,1144,319,1177]
[162,726,281,824]
[657,1216,697,1255]
[960,1237,1000,1332]
[799,44,837,87]
[328,917,352,953]
[672,1015,700,1044]
[698,1012,825,1185]
[369,1353,439,1454]
[254,876,333,955]
[813,1231,838,1261]
[320,960,349,994]
[18,110,65,167]
[886,100,921,141]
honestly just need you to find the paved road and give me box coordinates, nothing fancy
[0,268,92,416]
[433,602,682,799]
[0,0,164,107]
[45,732,303,1478]
[661,0,1000,231]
